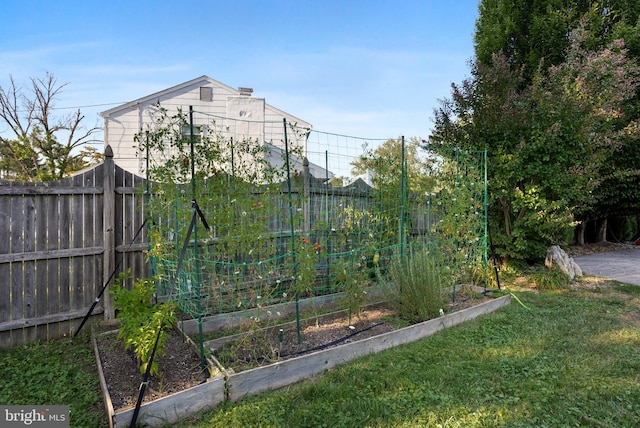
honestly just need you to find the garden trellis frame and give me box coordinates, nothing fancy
[139,105,489,355]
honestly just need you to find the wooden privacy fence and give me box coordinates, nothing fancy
[0,146,148,348]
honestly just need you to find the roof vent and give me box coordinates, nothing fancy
[200,86,213,101]
[238,87,253,96]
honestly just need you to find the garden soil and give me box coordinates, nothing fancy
[95,329,208,410]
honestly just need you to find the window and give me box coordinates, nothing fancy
[200,87,213,102]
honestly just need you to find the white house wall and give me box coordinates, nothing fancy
[101,76,311,176]
[222,96,265,143]
[103,80,237,174]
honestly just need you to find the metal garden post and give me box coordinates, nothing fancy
[283,118,302,344]
[189,106,206,370]
[399,136,406,260]
[483,149,489,293]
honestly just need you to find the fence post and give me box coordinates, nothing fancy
[103,145,116,320]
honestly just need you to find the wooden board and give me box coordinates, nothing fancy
[111,376,225,428]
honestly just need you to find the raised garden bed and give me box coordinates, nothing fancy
[94,291,511,427]
[93,327,223,428]
[217,294,511,401]
[207,302,399,371]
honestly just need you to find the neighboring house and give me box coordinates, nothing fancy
[99,75,315,176]
[264,142,334,182]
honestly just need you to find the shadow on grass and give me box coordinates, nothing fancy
[181,281,640,427]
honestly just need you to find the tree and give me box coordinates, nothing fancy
[543,27,640,243]
[431,53,562,262]
[350,137,434,194]
[431,15,640,261]
[475,0,640,80]
[475,0,577,80]
[0,72,101,181]
[473,0,640,245]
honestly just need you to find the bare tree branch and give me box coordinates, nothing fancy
[0,72,102,181]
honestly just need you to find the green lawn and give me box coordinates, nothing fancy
[0,331,107,427]
[1,278,639,427]
[183,279,640,427]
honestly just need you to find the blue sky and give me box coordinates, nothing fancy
[0,0,479,147]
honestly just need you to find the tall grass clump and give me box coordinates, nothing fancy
[382,248,447,322]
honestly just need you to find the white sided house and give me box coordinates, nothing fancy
[99,76,314,176]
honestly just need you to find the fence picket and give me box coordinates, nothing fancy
[23,195,36,343]
[10,193,25,345]
[35,194,49,341]
[71,178,82,313]
[0,156,144,346]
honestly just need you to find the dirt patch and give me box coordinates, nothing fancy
[619,311,640,328]
[215,305,397,371]
[95,328,208,411]
[570,277,637,299]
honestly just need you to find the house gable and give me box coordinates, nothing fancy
[99,76,237,118]
[100,76,312,174]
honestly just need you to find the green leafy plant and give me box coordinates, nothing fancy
[136,106,304,317]
[382,249,447,323]
[331,255,369,324]
[429,151,487,283]
[294,236,321,297]
[110,270,177,376]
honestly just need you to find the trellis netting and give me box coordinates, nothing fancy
[138,106,487,338]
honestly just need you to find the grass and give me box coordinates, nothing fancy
[181,279,640,427]
[0,331,107,428]
[1,276,639,427]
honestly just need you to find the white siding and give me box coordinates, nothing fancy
[222,96,265,142]
[101,76,312,175]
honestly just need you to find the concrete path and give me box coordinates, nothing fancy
[573,248,640,286]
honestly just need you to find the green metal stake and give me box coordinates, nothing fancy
[427,193,431,237]
[483,149,489,294]
[452,148,461,304]
[325,150,331,291]
[378,157,383,247]
[189,106,206,371]
[325,150,329,224]
[282,119,302,344]
[399,136,406,261]
[145,131,156,301]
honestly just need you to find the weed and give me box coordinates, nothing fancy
[527,265,571,290]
